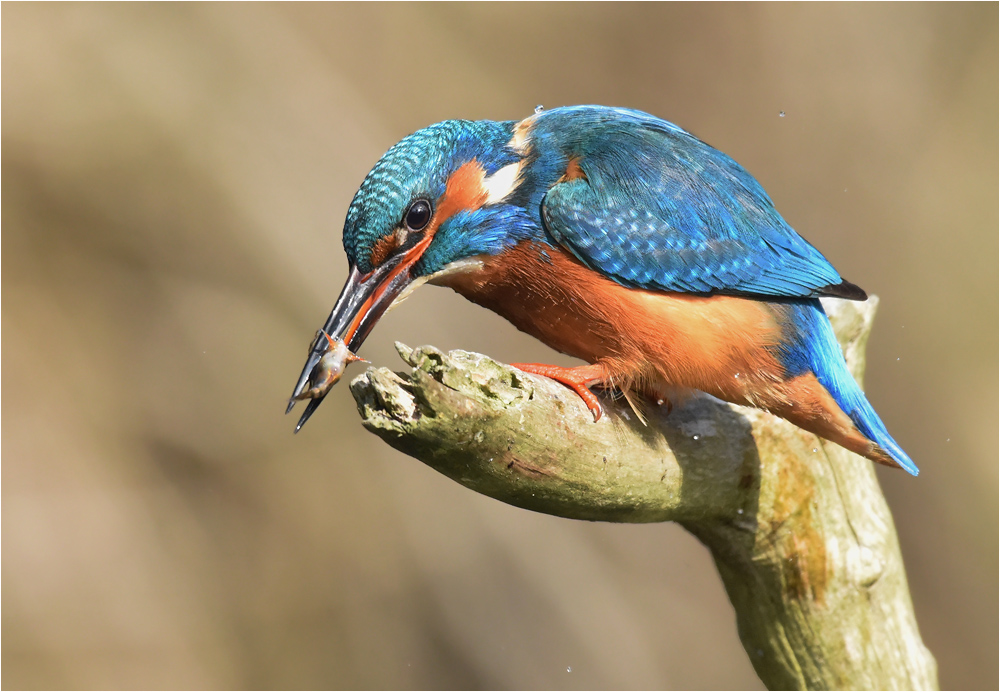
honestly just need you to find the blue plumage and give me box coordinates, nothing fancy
[773,300,918,475]
[289,105,915,476]
[532,107,846,298]
[417,204,538,275]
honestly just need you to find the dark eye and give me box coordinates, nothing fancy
[404,199,432,231]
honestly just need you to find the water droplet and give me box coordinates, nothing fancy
[656,398,665,405]
[693,435,700,441]
[566,667,572,673]
[779,111,786,117]
[896,357,900,361]
[535,104,545,114]
[812,448,818,453]
[737,508,744,515]
[946,438,951,442]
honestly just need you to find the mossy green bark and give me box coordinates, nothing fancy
[349,297,938,691]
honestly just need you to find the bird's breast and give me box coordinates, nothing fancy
[432,241,790,402]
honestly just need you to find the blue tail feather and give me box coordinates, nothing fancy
[779,300,919,476]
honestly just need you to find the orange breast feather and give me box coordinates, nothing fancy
[436,242,789,405]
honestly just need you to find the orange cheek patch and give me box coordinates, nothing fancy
[434,159,489,224]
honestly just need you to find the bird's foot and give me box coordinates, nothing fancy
[510,362,607,421]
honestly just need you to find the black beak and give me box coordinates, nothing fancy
[287,259,415,432]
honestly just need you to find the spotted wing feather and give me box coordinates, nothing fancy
[538,109,859,299]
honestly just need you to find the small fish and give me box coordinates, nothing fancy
[293,331,367,401]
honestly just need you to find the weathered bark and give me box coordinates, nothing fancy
[348,297,938,691]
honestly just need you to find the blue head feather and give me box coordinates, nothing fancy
[343,119,533,275]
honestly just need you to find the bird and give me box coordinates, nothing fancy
[287,105,918,476]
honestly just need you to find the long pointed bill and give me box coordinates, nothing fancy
[287,157,490,432]
[287,258,416,432]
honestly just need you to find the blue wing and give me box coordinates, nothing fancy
[536,107,859,299]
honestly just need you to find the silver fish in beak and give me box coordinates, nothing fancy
[289,331,367,431]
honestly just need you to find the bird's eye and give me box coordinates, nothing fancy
[404,199,432,231]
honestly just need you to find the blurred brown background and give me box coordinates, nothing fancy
[3,3,996,689]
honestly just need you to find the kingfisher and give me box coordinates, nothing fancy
[287,105,918,476]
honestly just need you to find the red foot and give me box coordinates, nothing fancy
[511,362,608,421]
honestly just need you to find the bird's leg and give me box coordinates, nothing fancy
[510,363,608,421]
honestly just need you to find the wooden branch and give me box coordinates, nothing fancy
[348,298,938,691]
